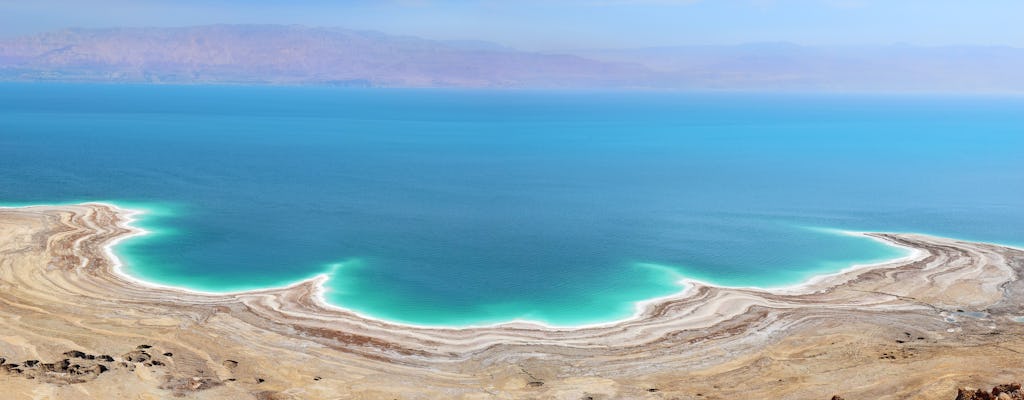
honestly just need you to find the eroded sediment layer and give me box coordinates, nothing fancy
[1,203,1023,399]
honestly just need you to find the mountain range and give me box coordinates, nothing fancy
[2,25,1022,92]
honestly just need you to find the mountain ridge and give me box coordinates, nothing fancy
[0,25,651,88]
[2,24,1023,92]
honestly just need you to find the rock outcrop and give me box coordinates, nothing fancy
[0,344,221,390]
[956,384,1024,400]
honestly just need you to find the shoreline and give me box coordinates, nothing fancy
[2,201,932,331]
[2,202,1024,399]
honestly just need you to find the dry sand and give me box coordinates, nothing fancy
[1,203,1023,399]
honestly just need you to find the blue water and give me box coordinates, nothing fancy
[1,83,1022,326]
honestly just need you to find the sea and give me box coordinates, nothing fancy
[1,83,1021,326]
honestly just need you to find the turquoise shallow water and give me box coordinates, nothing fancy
[1,84,1022,326]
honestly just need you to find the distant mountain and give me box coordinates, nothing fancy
[0,25,650,87]
[567,42,1024,92]
[2,25,1023,92]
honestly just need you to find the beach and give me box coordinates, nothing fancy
[0,202,1022,399]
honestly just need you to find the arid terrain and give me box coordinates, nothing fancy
[1,203,1023,399]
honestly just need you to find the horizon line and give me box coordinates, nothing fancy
[4,23,1024,52]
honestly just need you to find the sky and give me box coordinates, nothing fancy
[1,0,1022,51]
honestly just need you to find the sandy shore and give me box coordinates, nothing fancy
[1,203,1023,399]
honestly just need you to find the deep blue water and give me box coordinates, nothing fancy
[1,83,1022,326]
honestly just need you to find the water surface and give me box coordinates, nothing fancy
[1,84,1021,326]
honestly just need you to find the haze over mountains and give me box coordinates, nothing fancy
[1,25,1022,92]
[573,43,1024,92]
[0,25,647,88]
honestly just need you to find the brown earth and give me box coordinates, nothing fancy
[1,203,1023,399]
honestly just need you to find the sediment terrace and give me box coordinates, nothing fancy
[1,203,1023,399]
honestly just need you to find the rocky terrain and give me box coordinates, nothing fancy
[1,203,1023,399]
[955,384,1024,400]
[0,344,231,394]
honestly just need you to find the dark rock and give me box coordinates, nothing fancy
[136,345,152,350]
[23,360,39,368]
[62,350,87,359]
[122,350,152,363]
[994,383,1023,395]
[956,388,985,400]
[151,360,164,366]
[163,352,173,357]
[85,365,108,374]
[256,378,265,384]
[97,355,114,362]
[222,360,239,369]
[956,383,1024,400]
[527,381,544,388]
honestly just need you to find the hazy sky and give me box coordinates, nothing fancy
[2,0,1022,50]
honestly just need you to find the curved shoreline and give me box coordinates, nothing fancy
[0,202,1013,341]
[7,201,935,330]
[3,202,1024,399]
